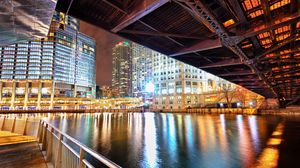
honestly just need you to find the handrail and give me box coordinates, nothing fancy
[40,119,122,168]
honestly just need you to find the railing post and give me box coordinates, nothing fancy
[38,121,43,142]
[11,117,16,133]
[78,148,85,168]
[1,116,5,130]
[46,127,54,162]
[55,133,63,168]
[23,117,28,135]
[42,124,48,151]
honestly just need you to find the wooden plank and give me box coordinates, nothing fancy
[0,142,47,168]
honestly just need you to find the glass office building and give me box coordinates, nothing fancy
[151,52,231,109]
[112,42,132,97]
[131,43,153,97]
[0,12,96,110]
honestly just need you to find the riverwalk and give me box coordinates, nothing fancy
[0,131,47,168]
[0,116,121,168]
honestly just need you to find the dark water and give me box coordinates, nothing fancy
[46,113,283,168]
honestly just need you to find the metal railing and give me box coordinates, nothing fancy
[37,119,122,168]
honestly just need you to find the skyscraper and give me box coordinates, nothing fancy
[112,42,132,97]
[131,43,153,97]
[113,42,260,109]
[130,43,244,110]
[0,12,96,110]
[151,51,232,109]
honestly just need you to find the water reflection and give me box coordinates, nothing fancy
[46,113,281,168]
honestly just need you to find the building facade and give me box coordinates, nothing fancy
[151,52,230,109]
[112,42,132,97]
[130,43,261,110]
[131,43,153,97]
[0,12,96,110]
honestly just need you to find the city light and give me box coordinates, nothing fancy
[145,82,155,93]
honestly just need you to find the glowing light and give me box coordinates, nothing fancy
[145,82,155,93]
[254,123,284,168]
[237,102,242,107]
[223,19,235,27]
[143,113,158,167]
[42,88,48,94]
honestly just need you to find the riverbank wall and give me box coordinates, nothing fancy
[0,107,299,115]
[0,108,144,114]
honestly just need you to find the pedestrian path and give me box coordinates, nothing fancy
[0,131,36,146]
[0,131,47,168]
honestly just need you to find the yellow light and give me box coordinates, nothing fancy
[223,19,235,27]
[270,0,290,11]
[267,138,282,145]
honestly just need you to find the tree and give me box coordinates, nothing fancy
[220,84,235,108]
[235,86,247,107]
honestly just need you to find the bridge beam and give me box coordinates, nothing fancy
[199,59,242,69]
[111,0,169,33]
[176,0,278,97]
[169,39,222,56]
[230,78,261,82]
[255,34,300,61]
[218,70,254,77]
[238,11,300,39]
[119,30,204,39]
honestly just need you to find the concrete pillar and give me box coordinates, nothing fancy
[0,81,3,101]
[10,81,16,110]
[50,81,55,110]
[24,81,29,109]
[37,81,42,110]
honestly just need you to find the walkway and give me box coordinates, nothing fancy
[0,131,47,168]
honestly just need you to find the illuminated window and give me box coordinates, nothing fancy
[249,10,263,18]
[241,43,253,49]
[258,32,270,39]
[274,25,290,35]
[242,0,261,10]
[270,0,290,11]
[276,33,290,42]
[223,19,235,27]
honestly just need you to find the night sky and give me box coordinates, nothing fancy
[80,21,125,86]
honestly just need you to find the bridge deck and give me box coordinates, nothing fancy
[0,131,47,168]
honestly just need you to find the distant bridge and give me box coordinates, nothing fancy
[55,0,300,106]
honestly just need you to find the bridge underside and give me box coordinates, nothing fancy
[56,0,300,105]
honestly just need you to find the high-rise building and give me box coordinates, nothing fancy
[131,43,153,97]
[0,12,96,110]
[130,43,260,110]
[112,42,132,97]
[151,51,237,109]
[112,42,260,109]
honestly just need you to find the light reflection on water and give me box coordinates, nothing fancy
[46,113,280,168]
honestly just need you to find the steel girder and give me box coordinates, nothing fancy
[174,0,278,98]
